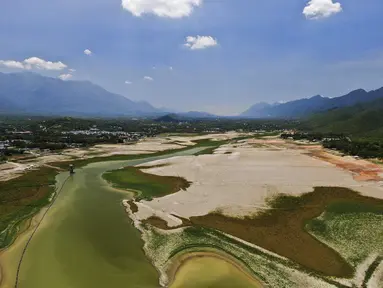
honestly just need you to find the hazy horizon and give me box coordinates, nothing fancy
[1,0,383,115]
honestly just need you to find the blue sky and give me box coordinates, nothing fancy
[1,0,383,115]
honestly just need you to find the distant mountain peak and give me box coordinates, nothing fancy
[241,87,383,118]
[310,95,324,99]
[0,72,161,117]
[155,114,181,123]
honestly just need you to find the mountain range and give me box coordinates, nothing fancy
[241,88,383,118]
[2,72,383,121]
[0,72,164,117]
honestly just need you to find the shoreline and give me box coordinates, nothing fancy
[0,171,71,288]
[166,249,265,288]
[0,206,48,288]
[0,134,245,288]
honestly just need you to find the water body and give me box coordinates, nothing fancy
[0,147,260,288]
[170,255,262,288]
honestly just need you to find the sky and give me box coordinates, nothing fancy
[1,0,383,115]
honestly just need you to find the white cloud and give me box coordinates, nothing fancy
[125,80,133,84]
[0,60,25,69]
[69,68,76,72]
[184,35,218,50]
[303,0,342,19]
[169,66,173,71]
[84,49,93,56]
[58,74,73,81]
[23,57,67,70]
[143,76,153,81]
[0,57,67,71]
[121,0,202,18]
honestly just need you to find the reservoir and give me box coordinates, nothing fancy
[170,253,262,288]
[0,147,261,288]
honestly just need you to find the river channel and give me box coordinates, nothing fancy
[0,147,260,288]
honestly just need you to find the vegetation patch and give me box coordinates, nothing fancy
[188,187,383,278]
[193,146,218,156]
[146,187,383,278]
[325,201,383,215]
[126,200,139,213]
[137,163,171,169]
[307,209,383,268]
[103,166,191,201]
[141,225,337,288]
[0,167,58,248]
[193,141,227,155]
[362,256,383,287]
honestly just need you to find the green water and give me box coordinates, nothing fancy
[16,148,204,288]
[170,256,262,288]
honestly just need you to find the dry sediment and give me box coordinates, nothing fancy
[132,141,383,227]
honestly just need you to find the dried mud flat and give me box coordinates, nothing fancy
[133,139,383,225]
[125,137,383,287]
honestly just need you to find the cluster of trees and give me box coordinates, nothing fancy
[281,132,383,159]
[0,154,6,163]
[323,139,383,158]
[155,118,296,134]
[280,132,345,142]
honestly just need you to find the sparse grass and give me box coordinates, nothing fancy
[307,209,383,268]
[0,167,58,248]
[103,166,191,201]
[144,187,383,278]
[187,187,383,278]
[143,224,337,288]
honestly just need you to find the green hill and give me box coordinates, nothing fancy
[302,97,383,139]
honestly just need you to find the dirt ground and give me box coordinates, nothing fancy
[132,138,383,227]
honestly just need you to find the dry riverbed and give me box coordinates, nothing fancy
[124,137,383,287]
